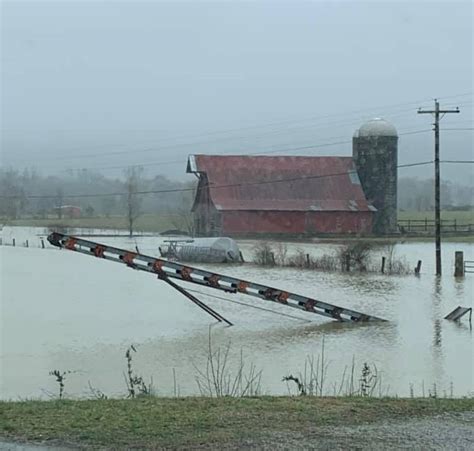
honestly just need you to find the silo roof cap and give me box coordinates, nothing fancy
[356,118,398,137]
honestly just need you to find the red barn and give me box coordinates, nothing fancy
[187,155,375,237]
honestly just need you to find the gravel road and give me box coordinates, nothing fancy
[239,411,474,450]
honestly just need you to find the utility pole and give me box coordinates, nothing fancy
[418,100,459,276]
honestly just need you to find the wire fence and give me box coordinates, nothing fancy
[398,219,474,234]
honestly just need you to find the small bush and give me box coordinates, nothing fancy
[287,250,339,271]
[273,242,288,266]
[253,242,276,266]
[338,242,373,272]
[382,243,411,275]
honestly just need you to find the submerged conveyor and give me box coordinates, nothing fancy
[47,232,385,324]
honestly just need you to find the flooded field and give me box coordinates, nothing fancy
[1,227,473,400]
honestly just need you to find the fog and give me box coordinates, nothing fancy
[1,1,472,183]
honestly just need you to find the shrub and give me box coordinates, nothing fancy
[252,241,276,266]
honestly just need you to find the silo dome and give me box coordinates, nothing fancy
[357,118,398,137]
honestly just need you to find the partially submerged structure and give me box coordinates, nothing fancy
[187,118,398,237]
[48,231,386,323]
[159,237,241,263]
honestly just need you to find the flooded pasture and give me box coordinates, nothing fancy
[0,227,473,400]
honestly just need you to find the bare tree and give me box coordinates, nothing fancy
[55,187,64,219]
[124,167,143,237]
[169,181,197,235]
[170,206,195,236]
[0,169,27,219]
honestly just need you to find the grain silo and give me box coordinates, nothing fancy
[353,118,398,234]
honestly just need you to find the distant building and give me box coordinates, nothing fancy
[187,118,398,237]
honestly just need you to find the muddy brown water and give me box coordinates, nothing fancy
[1,227,472,399]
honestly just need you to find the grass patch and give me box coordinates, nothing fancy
[1,397,473,448]
[398,210,474,224]
[6,214,179,233]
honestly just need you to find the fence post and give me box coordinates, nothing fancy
[415,260,422,275]
[381,257,386,274]
[26,240,29,248]
[12,238,15,247]
[270,252,276,266]
[306,253,310,268]
[41,239,45,249]
[454,251,464,277]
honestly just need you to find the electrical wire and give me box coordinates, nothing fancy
[7,93,472,165]
[443,128,473,131]
[0,160,436,200]
[186,288,312,323]
[23,127,434,174]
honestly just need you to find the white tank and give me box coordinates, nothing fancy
[162,237,241,263]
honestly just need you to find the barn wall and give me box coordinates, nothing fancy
[305,211,373,234]
[193,176,222,236]
[221,210,373,235]
[222,211,306,234]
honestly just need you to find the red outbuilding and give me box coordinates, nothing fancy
[187,155,376,237]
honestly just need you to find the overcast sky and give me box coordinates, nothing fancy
[1,1,472,182]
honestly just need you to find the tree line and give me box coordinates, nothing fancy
[398,177,474,212]
[0,167,196,236]
[1,168,472,225]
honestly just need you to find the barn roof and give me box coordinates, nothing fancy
[187,155,376,212]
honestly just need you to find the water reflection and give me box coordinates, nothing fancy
[432,278,443,351]
[433,319,442,348]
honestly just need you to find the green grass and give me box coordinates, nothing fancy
[6,214,179,233]
[398,210,474,224]
[0,397,473,448]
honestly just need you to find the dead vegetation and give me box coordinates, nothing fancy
[252,241,412,275]
[124,345,153,398]
[252,241,276,266]
[193,329,262,397]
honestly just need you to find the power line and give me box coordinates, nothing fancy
[8,108,417,166]
[2,159,470,201]
[7,93,472,164]
[0,160,435,200]
[443,128,473,131]
[24,128,434,173]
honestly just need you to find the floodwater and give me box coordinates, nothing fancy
[0,227,473,400]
